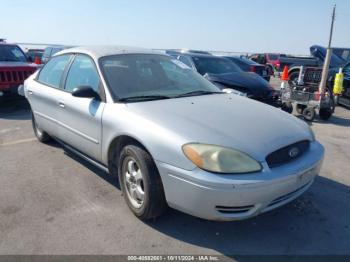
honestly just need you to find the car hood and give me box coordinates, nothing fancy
[0,61,38,69]
[126,94,313,162]
[205,72,273,93]
[310,45,346,68]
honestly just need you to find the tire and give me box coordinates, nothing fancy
[319,108,333,120]
[281,102,293,114]
[296,104,307,114]
[118,145,167,220]
[288,70,300,87]
[31,113,51,143]
[302,107,316,122]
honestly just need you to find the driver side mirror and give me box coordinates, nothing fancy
[72,86,100,100]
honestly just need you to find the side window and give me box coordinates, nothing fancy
[65,55,100,93]
[37,54,71,88]
[178,56,192,68]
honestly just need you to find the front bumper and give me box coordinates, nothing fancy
[156,141,324,221]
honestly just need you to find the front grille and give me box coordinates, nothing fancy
[266,140,310,168]
[0,69,35,84]
[303,68,322,84]
[215,205,254,214]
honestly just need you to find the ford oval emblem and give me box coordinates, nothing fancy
[289,147,300,158]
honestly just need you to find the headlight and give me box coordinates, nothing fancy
[182,143,262,174]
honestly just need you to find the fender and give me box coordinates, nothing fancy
[288,66,302,75]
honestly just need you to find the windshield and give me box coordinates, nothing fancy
[192,56,242,75]
[99,54,221,102]
[0,45,27,62]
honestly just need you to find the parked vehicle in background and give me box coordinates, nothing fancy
[41,45,73,64]
[167,51,279,105]
[249,53,281,72]
[335,62,350,107]
[166,49,212,56]
[24,46,324,221]
[0,39,38,97]
[281,66,335,122]
[224,56,272,82]
[26,49,44,64]
[283,45,348,85]
[295,63,350,109]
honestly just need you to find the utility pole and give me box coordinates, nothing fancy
[319,5,336,95]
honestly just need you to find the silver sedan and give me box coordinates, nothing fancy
[24,46,324,221]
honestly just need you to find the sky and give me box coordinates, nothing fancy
[1,0,349,55]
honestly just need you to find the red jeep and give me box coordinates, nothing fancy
[249,53,281,72]
[0,39,38,97]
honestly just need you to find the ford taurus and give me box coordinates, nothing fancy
[24,46,324,221]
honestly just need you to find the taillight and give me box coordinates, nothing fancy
[250,66,256,73]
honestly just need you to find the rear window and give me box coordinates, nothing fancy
[193,56,242,75]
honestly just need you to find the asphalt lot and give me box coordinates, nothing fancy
[0,88,350,256]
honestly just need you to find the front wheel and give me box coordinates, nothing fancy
[31,113,51,143]
[118,145,167,220]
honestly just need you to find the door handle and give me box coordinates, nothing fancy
[58,101,65,108]
[28,90,33,95]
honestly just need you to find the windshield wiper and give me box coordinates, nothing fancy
[174,90,222,98]
[118,95,171,102]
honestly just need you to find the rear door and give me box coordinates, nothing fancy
[58,54,105,162]
[27,54,72,138]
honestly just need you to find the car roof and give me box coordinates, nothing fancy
[56,46,164,59]
[184,53,228,60]
[27,49,44,52]
[0,42,19,46]
[225,56,259,64]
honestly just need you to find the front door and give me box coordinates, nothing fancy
[58,54,105,162]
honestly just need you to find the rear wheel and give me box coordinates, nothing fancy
[31,113,51,143]
[118,145,167,220]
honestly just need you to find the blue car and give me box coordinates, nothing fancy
[224,56,271,82]
[166,51,279,106]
